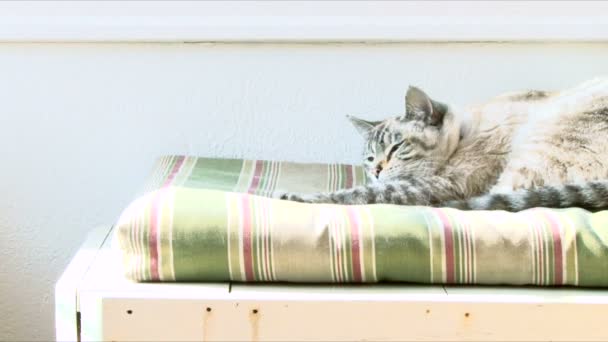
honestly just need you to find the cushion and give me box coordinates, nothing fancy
[115,155,608,286]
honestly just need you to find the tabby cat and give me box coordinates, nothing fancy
[279,78,608,212]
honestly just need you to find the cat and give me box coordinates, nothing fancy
[279,78,608,212]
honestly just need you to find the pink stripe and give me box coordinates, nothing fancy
[345,165,354,188]
[543,211,564,285]
[163,156,186,187]
[433,208,455,284]
[347,207,362,282]
[241,195,255,281]
[247,160,264,194]
[149,156,185,281]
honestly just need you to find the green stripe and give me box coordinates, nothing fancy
[227,195,241,281]
[563,213,578,285]
[184,158,243,190]
[171,188,230,281]
[371,206,431,283]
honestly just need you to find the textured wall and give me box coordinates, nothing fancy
[1,42,608,341]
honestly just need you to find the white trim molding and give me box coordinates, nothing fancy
[1,1,608,43]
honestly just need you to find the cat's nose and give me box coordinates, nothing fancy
[374,165,383,178]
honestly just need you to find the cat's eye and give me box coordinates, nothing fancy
[393,133,402,141]
[387,141,405,160]
[367,156,374,162]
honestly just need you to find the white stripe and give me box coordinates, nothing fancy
[422,210,434,283]
[469,213,476,283]
[147,155,170,192]
[330,164,335,191]
[331,164,336,191]
[466,212,475,283]
[325,164,331,192]
[366,208,378,282]
[332,214,341,282]
[255,195,263,280]
[456,214,464,283]
[156,158,186,280]
[356,210,366,282]
[541,213,551,285]
[272,162,282,195]
[156,193,164,281]
[334,164,339,191]
[537,212,547,285]
[237,195,246,281]
[239,160,257,192]
[532,214,540,285]
[459,211,468,283]
[226,195,234,281]
[166,188,176,280]
[269,161,279,195]
[234,159,249,191]
[129,205,140,280]
[530,212,540,285]
[262,161,272,195]
[179,156,197,187]
[140,205,150,280]
[340,209,349,281]
[335,212,345,282]
[263,199,272,281]
[432,211,447,283]
[268,200,277,281]
[328,214,337,282]
[528,211,541,285]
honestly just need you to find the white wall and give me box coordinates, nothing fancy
[2,42,608,341]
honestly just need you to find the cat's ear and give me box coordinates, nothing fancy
[404,86,448,126]
[347,115,379,137]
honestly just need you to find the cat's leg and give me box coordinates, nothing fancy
[277,176,461,205]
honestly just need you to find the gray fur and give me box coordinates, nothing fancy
[279,79,608,212]
[442,181,608,211]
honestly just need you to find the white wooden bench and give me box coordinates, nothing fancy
[55,225,608,341]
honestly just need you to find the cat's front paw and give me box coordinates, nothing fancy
[271,191,301,201]
[273,191,324,203]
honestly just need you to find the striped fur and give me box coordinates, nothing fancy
[442,180,608,212]
[280,79,608,212]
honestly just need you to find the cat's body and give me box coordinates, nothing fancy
[280,78,608,211]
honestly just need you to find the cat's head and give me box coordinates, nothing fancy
[349,86,461,182]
